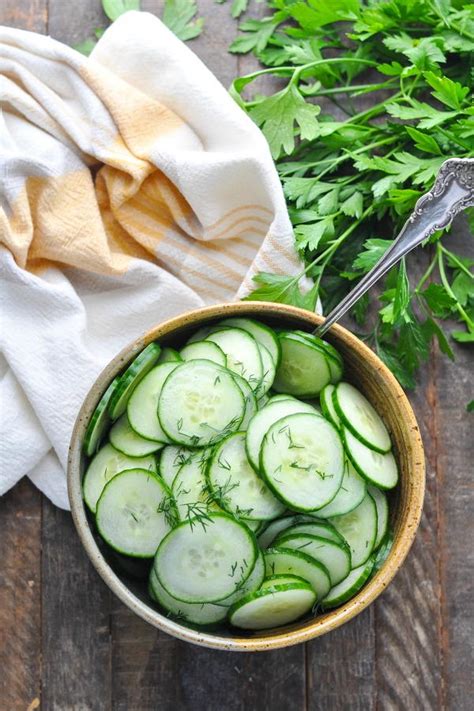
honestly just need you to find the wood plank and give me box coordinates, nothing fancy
[41,498,112,711]
[0,0,47,702]
[373,242,444,710]
[111,595,306,711]
[307,608,375,711]
[0,479,42,711]
[0,0,47,32]
[47,0,107,45]
[434,218,473,711]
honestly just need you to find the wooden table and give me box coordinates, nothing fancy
[1,2,473,709]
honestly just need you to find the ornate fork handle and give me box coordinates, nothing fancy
[315,158,474,337]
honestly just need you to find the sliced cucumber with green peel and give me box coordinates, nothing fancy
[159,445,194,488]
[264,547,331,600]
[320,384,341,428]
[157,347,182,364]
[207,432,286,521]
[149,570,228,625]
[274,534,351,586]
[180,340,227,367]
[158,360,245,447]
[228,580,316,630]
[372,530,394,572]
[315,461,366,518]
[246,397,318,471]
[217,549,265,606]
[273,333,331,397]
[333,382,391,453]
[110,415,163,457]
[260,412,344,512]
[292,331,343,384]
[108,342,162,420]
[343,427,398,489]
[155,512,257,603]
[322,556,375,609]
[206,328,263,392]
[127,363,178,442]
[257,515,325,549]
[257,343,276,396]
[232,373,258,430]
[83,378,118,456]
[219,317,280,366]
[368,485,389,548]
[83,443,158,513]
[172,450,212,521]
[260,574,309,590]
[329,492,378,567]
[276,521,344,545]
[96,469,170,557]
[243,519,265,534]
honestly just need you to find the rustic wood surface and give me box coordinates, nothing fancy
[0,1,472,710]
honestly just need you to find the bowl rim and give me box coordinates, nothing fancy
[67,301,425,652]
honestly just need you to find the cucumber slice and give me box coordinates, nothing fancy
[109,415,163,457]
[180,341,227,367]
[83,443,158,513]
[159,445,194,488]
[228,581,316,630]
[218,549,265,606]
[207,432,286,521]
[205,328,263,392]
[158,360,245,447]
[275,521,344,546]
[274,534,351,586]
[219,317,281,367]
[232,373,258,430]
[243,519,265,534]
[322,556,375,609]
[320,384,341,428]
[329,492,378,567]
[155,512,257,603]
[149,570,228,625]
[368,485,389,548]
[333,382,391,454]
[260,574,309,590]
[291,331,344,384]
[343,427,398,489]
[272,333,331,397]
[172,451,211,521]
[257,515,324,549]
[96,469,170,557]
[157,347,182,364]
[264,547,331,600]
[83,378,118,456]
[246,398,318,471]
[260,412,344,512]
[315,461,366,518]
[257,343,276,396]
[372,529,394,572]
[109,342,162,420]
[127,363,179,442]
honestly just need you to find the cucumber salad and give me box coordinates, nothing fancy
[82,318,397,631]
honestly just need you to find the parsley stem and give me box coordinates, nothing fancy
[414,254,438,292]
[307,136,397,180]
[438,245,474,280]
[313,80,398,97]
[437,246,474,330]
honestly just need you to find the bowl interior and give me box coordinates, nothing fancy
[68,302,424,651]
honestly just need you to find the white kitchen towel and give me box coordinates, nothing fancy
[0,11,302,508]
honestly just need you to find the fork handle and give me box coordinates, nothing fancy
[315,158,474,337]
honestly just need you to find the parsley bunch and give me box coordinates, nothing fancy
[228,0,473,387]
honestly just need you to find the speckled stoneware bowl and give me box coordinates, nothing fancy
[68,302,425,651]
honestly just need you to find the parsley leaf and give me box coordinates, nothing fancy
[162,0,204,40]
[102,0,140,21]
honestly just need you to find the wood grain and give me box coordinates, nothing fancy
[0,1,472,709]
[41,500,112,711]
[0,479,42,711]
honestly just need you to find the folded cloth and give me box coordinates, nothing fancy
[0,11,303,508]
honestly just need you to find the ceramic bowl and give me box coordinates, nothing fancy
[68,302,425,651]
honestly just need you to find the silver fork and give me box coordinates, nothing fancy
[315,158,474,337]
